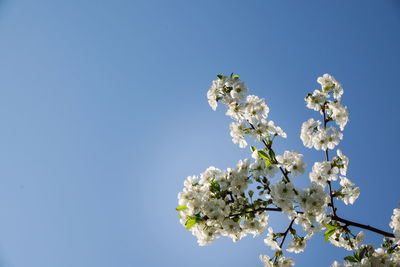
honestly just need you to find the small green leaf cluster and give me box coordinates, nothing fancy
[324,223,337,242]
[185,215,204,230]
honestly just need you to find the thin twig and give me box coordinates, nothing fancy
[323,107,337,216]
[229,207,282,218]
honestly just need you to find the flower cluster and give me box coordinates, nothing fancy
[301,73,348,151]
[260,254,295,267]
[177,160,270,245]
[295,182,330,230]
[390,209,400,245]
[302,75,360,204]
[177,73,399,267]
[331,242,400,266]
[207,74,286,149]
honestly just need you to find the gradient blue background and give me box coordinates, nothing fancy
[0,0,399,266]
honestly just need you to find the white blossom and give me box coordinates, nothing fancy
[230,121,248,148]
[207,75,248,111]
[328,231,364,251]
[309,161,339,187]
[226,103,245,121]
[286,237,307,253]
[250,151,278,179]
[264,227,281,251]
[305,89,328,111]
[250,120,287,141]
[207,79,223,110]
[224,76,248,103]
[243,213,269,237]
[244,95,269,124]
[313,127,343,151]
[317,73,343,100]
[251,158,267,178]
[295,182,329,225]
[265,163,279,178]
[259,255,274,267]
[368,247,392,266]
[330,261,343,267]
[394,230,400,245]
[339,176,360,205]
[390,209,400,232]
[270,181,296,212]
[335,149,349,175]
[277,256,295,267]
[260,254,295,267]
[300,118,321,148]
[276,151,306,177]
[327,101,349,131]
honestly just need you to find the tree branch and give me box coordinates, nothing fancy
[331,214,395,238]
[279,219,296,248]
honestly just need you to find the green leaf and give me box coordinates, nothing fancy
[176,205,187,211]
[250,146,257,152]
[232,216,242,223]
[185,217,197,230]
[185,215,203,230]
[258,150,269,160]
[325,223,336,230]
[344,256,358,263]
[353,252,361,261]
[359,249,366,260]
[324,228,336,242]
[274,250,283,257]
[268,149,276,160]
[248,190,254,198]
[209,180,221,193]
[265,159,271,168]
[233,74,239,79]
[217,74,224,80]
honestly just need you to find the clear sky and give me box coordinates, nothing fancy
[0,0,399,266]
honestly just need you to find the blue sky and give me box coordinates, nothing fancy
[0,0,399,266]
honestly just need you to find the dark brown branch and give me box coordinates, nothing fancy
[279,219,296,248]
[331,215,395,238]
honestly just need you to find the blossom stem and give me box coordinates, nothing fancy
[327,181,337,216]
[323,106,337,216]
[247,121,298,194]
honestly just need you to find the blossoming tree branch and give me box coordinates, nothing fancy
[176,74,400,266]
